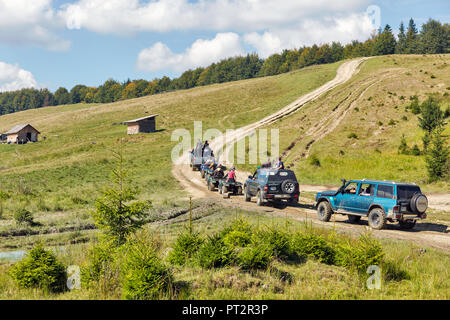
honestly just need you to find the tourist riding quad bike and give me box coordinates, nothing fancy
[218,178,243,197]
[200,159,217,179]
[207,166,227,191]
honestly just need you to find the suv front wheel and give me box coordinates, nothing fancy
[368,208,387,230]
[317,201,332,222]
[244,186,251,202]
[256,190,264,206]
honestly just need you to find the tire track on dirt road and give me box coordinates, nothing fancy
[172,57,450,251]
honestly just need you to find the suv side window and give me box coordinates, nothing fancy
[343,182,358,194]
[376,184,394,199]
[359,183,375,197]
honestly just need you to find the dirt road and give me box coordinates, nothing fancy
[172,58,450,251]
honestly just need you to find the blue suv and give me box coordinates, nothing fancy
[315,179,428,230]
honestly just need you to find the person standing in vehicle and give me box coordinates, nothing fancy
[227,166,236,183]
[274,157,284,170]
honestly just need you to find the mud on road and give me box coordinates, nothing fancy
[172,58,450,251]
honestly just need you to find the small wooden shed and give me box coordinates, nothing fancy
[5,124,40,144]
[124,114,159,135]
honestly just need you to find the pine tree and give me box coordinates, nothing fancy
[420,19,446,53]
[418,97,445,134]
[91,145,151,245]
[405,18,418,53]
[396,22,407,53]
[426,127,449,182]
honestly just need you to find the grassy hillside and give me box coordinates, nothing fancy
[0,62,340,241]
[251,54,450,192]
[0,56,449,300]
[1,207,448,299]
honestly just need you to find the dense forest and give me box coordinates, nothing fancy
[1,18,449,116]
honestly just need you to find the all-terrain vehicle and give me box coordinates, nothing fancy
[190,142,214,171]
[315,179,428,230]
[244,168,300,206]
[206,167,227,191]
[200,160,217,179]
[218,178,243,197]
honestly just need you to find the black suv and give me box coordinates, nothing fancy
[244,168,300,206]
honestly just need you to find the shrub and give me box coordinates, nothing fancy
[378,121,383,126]
[354,107,359,112]
[81,240,118,287]
[222,230,251,248]
[309,155,321,167]
[402,115,408,121]
[219,218,253,248]
[9,243,66,292]
[291,233,335,265]
[408,96,421,114]
[444,106,450,118]
[411,144,421,156]
[236,242,274,270]
[168,231,204,266]
[347,132,358,139]
[197,234,233,268]
[254,227,292,259]
[121,237,173,300]
[398,135,409,155]
[335,235,384,274]
[388,119,396,126]
[14,208,35,226]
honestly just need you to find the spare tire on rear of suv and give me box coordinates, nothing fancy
[410,193,428,214]
[281,180,296,194]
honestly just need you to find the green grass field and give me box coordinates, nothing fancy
[0,207,448,300]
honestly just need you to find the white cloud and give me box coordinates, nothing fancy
[59,0,373,34]
[0,0,69,51]
[137,32,244,73]
[0,62,39,92]
[244,13,376,58]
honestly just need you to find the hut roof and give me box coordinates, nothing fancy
[124,114,159,124]
[5,124,40,135]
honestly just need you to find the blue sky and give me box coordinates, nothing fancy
[0,0,448,92]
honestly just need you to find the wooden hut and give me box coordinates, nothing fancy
[124,114,158,135]
[5,124,40,144]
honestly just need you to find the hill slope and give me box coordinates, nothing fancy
[0,61,341,231]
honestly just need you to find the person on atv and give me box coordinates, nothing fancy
[274,157,284,170]
[204,157,214,167]
[213,164,225,179]
[227,166,236,183]
[208,158,216,169]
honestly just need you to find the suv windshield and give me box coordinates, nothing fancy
[397,185,421,200]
